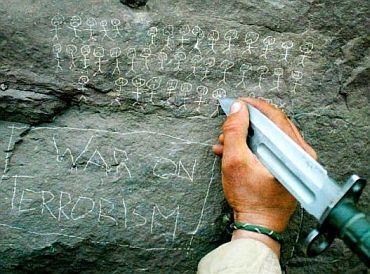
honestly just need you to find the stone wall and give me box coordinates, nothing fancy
[0,0,368,273]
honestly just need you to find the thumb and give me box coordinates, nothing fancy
[222,101,252,165]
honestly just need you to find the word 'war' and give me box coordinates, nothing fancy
[53,135,198,182]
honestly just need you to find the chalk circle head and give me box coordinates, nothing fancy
[115,77,128,86]
[163,25,174,36]
[132,75,146,87]
[111,18,121,27]
[208,30,220,41]
[220,59,234,69]
[274,68,284,76]
[245,31,259,43]
[66,44,77,55]
[240,63,251,72]
[52,43,62,54]
[263,36,275,45]
[127,48,137,58]
[86,17,97,27]
[179,24,190,35]
[93,47,105,58]
[192,26,204,39]
[212,88,227,99]
[81,45,91,56]
[174,51,187,61]
[197,85,208,95]
[258,65,269,74]
[70,16,82,28]
[148,26,158,36]
[51,14,64,26]
[79,75,89,84]
[224,29,238,40]
[282,40,294,49]
[292,70,303,79]
[110,47,122,58]
[140,47,152,57]
[300,41,314,53]
[204,57,216,67]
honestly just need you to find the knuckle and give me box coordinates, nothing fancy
[223,155,247,171]
[222,120,241,134]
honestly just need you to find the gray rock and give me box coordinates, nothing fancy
[0,0,368,273]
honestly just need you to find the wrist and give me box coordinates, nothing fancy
[232,229,281,257]
[234,211,288,233]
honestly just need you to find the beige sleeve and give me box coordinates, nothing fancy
[197,239,281,274]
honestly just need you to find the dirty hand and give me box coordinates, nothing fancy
[213,98,317,253]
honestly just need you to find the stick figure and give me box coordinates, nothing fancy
[80,45,91,70]
[112,77,128,105]
[146,77,162,104]
[111,18,123,38]
[290,70,303,94]
[93,46,105,76]
[148,27,158,47]
[195,85,208,112]
[191,26,204,54]
[51,14,64,42]
[68,16,82,42]
[174,51,187,73]
[207,30,219,54]
[100,19,113,41]
[178,24,190,50]
[223,29,238,56]
[260,36,275,59]
[85,17,97,42]
[236,63,251,90]
[66,44,77,70]
[162,25,174,51]
[179,82,192,110]
[187,55,203,79]
[140,47,152,71]
[257,65,269,91]
[165,79,178,104]
[157,51,168,71]
[210,88,227,117]
[132,75,146,106]
[270,68,284,92]
[201,57,215,81]
[115,77,128,93]
[78,75,89,91]
[299,42,313,67]
[126,48,137,76]
[218,60,234,85]
[52,43,63,72]
[242,31,259,55]
[281,41,294,62]
[110,47,122,75]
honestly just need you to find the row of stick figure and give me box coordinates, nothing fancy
[51,15,314,63]
[52,42,311,84]
[77,67,303,111]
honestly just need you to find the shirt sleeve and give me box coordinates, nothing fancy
[197,238,281,274]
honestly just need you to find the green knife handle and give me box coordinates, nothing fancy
[327,199,370,266]
[305,177,369,266]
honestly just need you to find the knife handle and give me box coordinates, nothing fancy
[327,196,370,266]
[305,177,370,267]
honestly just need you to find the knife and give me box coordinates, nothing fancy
[219,97,370,265]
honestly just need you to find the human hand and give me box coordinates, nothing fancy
[213,98,317,236]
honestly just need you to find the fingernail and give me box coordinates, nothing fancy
[230,102,242,114]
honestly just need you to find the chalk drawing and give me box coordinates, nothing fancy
[85,17,97,42]
[51,14,64,41]
[260,36,275,59]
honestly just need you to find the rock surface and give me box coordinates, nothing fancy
[0,0,368,273]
